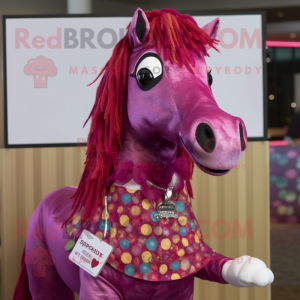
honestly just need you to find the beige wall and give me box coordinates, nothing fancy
[0,147,86,299]
[0,141,270,300]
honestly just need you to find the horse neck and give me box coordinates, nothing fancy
[117,113,177,166]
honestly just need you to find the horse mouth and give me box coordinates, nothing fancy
[198,164,229,175]
[179,136,229,176]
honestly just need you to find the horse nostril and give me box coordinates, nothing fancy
[239,122,246,151]
[195,123,215,153]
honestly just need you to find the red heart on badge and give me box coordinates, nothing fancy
[91,258,99,268]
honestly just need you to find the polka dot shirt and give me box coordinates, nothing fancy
[65,184,215,281]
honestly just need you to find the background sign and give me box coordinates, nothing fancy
[2,13,266,147]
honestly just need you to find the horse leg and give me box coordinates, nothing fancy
[79,268,123,300]
[194,252,230,283]
[26,237,75,299]
[26,197,75,300]
[79,263,194,300]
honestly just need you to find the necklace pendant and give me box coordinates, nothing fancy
[154,201,178,220]
[146,180,178,220]
[154,211,178,221]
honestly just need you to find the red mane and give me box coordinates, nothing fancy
[64,8,219,225]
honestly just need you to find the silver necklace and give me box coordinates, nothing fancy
[146,180,178,221]
[100,194,108,241]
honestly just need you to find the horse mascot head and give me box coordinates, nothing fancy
[66,8,247,226]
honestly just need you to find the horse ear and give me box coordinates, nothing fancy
[201,18,220,50]
[129,8,150,49]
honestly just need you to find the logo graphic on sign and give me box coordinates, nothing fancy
[24,56,57,88]
[25,246,55,277]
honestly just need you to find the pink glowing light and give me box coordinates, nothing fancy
[266,40,300,48]
[269,140,289,146]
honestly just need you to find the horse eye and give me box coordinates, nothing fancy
[207,70,213,86]
[137,68,154,86]
[131,52,163,91]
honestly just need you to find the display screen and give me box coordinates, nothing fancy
[2,13,266,147]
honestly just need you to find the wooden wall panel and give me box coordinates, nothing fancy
[0,146,86,300]
[0,142,270,300]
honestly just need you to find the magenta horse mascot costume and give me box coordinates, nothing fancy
[13,8,274,300]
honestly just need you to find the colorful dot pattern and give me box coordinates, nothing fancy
[270,146,300,223]
[67,185,214,281]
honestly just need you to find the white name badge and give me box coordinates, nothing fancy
[69,229,114,277]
